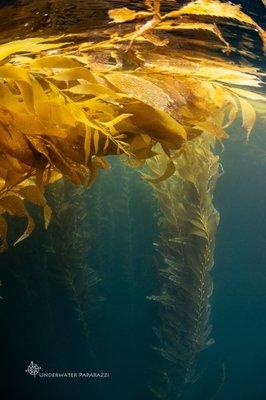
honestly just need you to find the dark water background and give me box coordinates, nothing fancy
[0,1,265,400]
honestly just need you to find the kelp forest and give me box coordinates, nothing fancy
[0,0,265,399]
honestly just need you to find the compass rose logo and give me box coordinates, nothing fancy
[25,361,41,378]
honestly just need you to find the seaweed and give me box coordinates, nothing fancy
[145,135,222,397]
[0,0,265,247]
[44,179,103,344]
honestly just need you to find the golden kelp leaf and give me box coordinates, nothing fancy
[192,66,261,86]
[142,31,169,47]
[163,0,266,51]
[102,113,133,129]
[0,83,25,112]
[0,64,31,83]
[93,130,100,154]
[31,55,83,69]
[106,73,173,112]
[27,136,90,186]
[16,81,35,113]
[78,98,116,116]
[123,14,162,46]
[164,0,253,24]
[156,22,230,50]
[65,101,104,131]
[125,102,187,145]
[84,127,92,164]
[223,96,238,128]
[44,170,62,185]
[0,37,67,62]
[145,159,176,183]
[14,215,35,246]
[66,83,119,98]
[108,8,140,23]
[92,156,111,170]
[196,121,228,139]
[127,134,153,159]
[44,204,52,229]
[238,97,256,140]
[52,67,97,83]
[7,111,66,138]
[229,88,266,102]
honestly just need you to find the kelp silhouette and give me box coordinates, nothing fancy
[45,180,102,342]
[146,137,221,397]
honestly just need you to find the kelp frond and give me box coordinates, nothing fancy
[146,135,221,396]
[108,0,266,52]
[45,179,102,341]
[0,0,265,249]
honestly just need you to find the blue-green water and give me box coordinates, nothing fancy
[1,135,265,400]
[0,1,265,400]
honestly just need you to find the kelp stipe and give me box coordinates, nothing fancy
[145,136,222,398]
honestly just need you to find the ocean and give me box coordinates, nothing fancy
[0,1,265,399]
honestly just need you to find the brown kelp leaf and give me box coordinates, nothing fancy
[0,216,8,252]
[92,156,111,170]
[19,185,47,207]
[0,194,35,246]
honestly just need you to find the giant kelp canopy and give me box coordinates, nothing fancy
[0,0,265,250]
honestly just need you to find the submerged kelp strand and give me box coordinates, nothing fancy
[44,180,102,343]
[146,136,221,398]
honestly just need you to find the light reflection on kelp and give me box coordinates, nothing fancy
[0,1,265,399]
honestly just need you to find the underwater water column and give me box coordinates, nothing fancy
[147,135,222,398]
[44,179,102,352]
